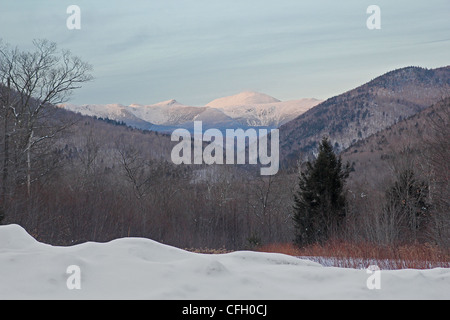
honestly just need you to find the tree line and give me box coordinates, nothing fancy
[1,40,448,252]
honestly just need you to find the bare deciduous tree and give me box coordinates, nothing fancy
[423,99,450,247]
[0,39,93,223]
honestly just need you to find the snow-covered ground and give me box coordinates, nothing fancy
[1,224,449,300]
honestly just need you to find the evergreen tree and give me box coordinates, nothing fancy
[293,137,350,247]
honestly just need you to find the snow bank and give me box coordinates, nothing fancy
[1,224,449,300]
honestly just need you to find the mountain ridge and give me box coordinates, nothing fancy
[341,96,450,189]
[206,91,281,108]
[279,65,450,165]
[60,91,322,132]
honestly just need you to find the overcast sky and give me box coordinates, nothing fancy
[1,0,449,106]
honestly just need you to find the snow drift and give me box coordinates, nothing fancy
[0,224,449,300]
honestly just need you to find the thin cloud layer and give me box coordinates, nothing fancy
[1,0,449,105]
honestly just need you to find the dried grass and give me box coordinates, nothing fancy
[256,241,450,270]
[185,247,232,254]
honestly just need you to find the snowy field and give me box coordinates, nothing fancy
[1,224,449,300]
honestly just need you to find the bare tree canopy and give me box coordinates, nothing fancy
[0,39,93,106]
[0,39,93,222]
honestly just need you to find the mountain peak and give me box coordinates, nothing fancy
[154,99,179,107]
[206,91,281,108]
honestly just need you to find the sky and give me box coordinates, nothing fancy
[1,0,449,106]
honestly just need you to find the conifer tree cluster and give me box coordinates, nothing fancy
[293,137,350,247]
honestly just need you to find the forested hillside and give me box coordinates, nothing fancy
[279,66,450,165]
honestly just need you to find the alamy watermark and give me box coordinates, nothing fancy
[66,265,81,290]
[366,265,381,290]
[170,121,279,176]
[66,5,81,30]
[367,5,381,30]
[65,5,380,31]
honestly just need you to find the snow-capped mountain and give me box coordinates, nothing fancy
[207,92,321,127]
[128,99,207,125]
[59,103,155,130]
[206,91,282,108]
[60,92,321,133]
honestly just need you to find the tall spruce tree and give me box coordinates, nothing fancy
[293,137,350,247]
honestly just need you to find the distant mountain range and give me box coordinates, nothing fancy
[60,91,322,133]
[59,66,450,170]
